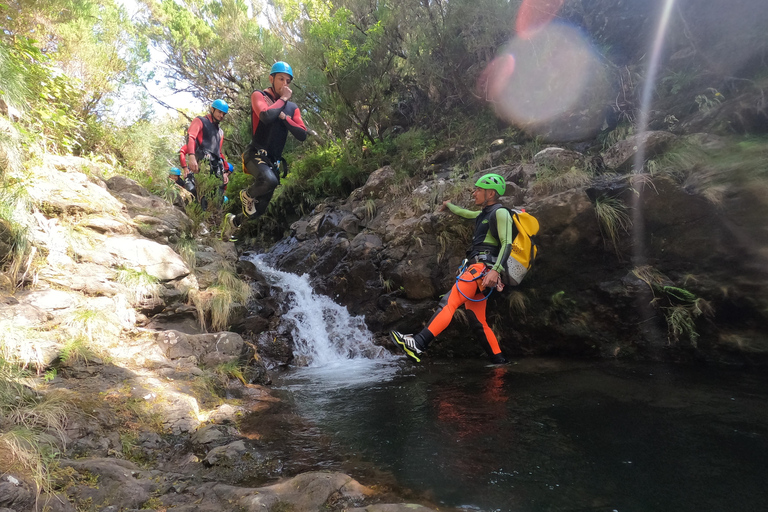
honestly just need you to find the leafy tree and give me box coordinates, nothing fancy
[1,0,149,152]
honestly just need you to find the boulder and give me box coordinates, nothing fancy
[155,330,244,366]
[237,472,373,512]
[533,147,588,171]
[59,458,156,509]
[101,235,190,281]
[358,165,395,199]
[602,131,678,172]
[105,175,152,197]
[24,157,125,217]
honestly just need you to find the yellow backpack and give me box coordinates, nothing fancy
[502,208,540,286]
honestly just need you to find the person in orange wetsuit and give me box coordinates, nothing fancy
[391,173,513,364]
[220,61,307,241]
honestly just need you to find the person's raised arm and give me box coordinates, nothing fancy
[253,90,285,126]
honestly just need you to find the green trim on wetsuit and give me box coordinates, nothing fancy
[445,202,514,274]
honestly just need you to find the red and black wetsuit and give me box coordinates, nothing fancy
[241,87,307,218]
[185,114,228,174]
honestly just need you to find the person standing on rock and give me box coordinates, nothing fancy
[391,173,513,364]
[220,61,307,242]
[185,99,230,179]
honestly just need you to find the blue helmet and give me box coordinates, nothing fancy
[228,163,234,173]
[211,99,229,114]
[270,61,294,79]
[169,167,182,176]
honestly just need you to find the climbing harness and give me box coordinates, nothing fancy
[455,259,494,302]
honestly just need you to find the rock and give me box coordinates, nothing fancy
[110,189,193,243]
[0,476,34,510]
[348,505,438,512]
[38,262,123,297]
[60,458,155,509]
[155,330,244,365]
[0,302,52,326]
[358,165,395,199]
[237,472,373,511]
[101,235,190,281]
[209,403,244,424]
[15,289,80,311]
[24,156,126,217]
[533,147,588,171]
[602,131,678,172]
[145,309,202,334]
[191,425,228,448]
[80,215,134,235]
[105,175,152,197]
[204,440,247,466]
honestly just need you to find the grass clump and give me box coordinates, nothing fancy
[594,196,632,256]
[0,358,70,497]
[116,266,161,305]
[190,263,251,332]
[0,180,33,286]
[529,166,592,195]
[174,233,197,270]
[63,308,121,346]
[651,136,768,206]
[632,266,714,345]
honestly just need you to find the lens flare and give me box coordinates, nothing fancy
[516,0,565,39]
[481,23,610,141]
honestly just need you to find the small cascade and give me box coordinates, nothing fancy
[245,254,392,367]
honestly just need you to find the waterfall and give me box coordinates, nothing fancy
[245,254,393,368]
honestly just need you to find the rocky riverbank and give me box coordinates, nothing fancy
[0,155,438,512]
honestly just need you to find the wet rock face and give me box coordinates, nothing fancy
[261,150,768,364]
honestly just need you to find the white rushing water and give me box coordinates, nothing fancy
[245,254,394,369]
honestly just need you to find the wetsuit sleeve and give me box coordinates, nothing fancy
[285,106,307,141]
[252,90,286,128]
[218,129,227,167]
[186,118,203,154]
[179,144,187,167]
[446,201,481,219]
[491,208,515,274]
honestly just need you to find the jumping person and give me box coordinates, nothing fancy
[220,61,307,241]
[391,173,513,364]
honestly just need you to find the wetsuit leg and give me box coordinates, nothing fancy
[243,159,279,217]
[414,263,486,349]
[465,302,502,356]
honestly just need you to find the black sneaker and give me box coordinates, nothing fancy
[390,331,423,363]
[489,353,508,364]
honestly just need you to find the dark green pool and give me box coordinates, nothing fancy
[265,357,768,512]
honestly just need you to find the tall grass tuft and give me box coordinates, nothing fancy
[174,233,197,270]
[632,266,714,345]
[529,166,592,195]
[594,196,632,256]
[0,359,70,495]
[0,181,32,285]
[190,264,251,332]
[116,266,160,305]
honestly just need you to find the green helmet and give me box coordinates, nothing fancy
[475,173,506,195]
